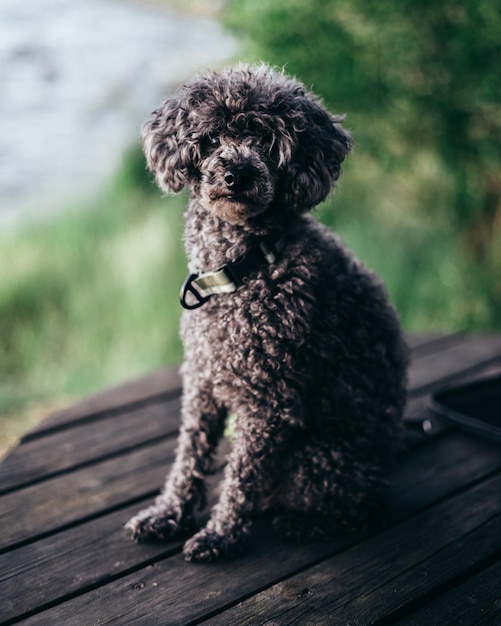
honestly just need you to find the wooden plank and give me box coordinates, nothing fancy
[15,532,338,626]
[386,434,501,519]
[22,330,430,437]
[310,503,501,624]
[10,432,501,626]
[4,335,496,494]
[20,332,468,439]
[5,333,493,494]
[405,331,461,352]
[408,334,501,394]
[199,473,501,626]
[0,453,228,624]
[0,498,184,624]
[0,335,474,540]
[21,333,499,441]
[26,366,182,438]
[2,330,498,623]
[0,438,177,551]
[397,560,501,625]
[335,513,501,625]
[0,398,181,494]
[2,389,500,555]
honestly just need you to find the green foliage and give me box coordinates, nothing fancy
[0,147,185,439]
[225,0,501,147]
[224,0,501,321]
[2,2,501,451]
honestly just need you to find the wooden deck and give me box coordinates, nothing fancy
[1,333,501,625]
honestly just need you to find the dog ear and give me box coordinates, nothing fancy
[141,94,197,194]
[282,95,353,212]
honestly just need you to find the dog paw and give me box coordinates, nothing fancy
[125,505,191,543]
[183,527,243,562]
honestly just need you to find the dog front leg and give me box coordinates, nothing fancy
[126,378,226,542]
[183,409,287,561]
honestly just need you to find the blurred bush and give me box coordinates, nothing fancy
[2,1,501,452]
[224,0,501,328]
[0,147,185,452]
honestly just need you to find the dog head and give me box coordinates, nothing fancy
[142,64,353,227]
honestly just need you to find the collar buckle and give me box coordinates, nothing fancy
[180,234,286,310]
[180,273,211,310]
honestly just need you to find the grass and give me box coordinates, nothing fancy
[0,141,497,456]
[0,148,185,455]
[320,150,499,332]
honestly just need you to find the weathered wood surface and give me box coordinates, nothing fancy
[0,334,500,625]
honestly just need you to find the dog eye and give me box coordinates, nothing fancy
[259,131,273,144]
[259,132,278,156]
[200,135,221,154]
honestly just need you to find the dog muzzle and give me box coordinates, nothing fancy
[180,236,286,310]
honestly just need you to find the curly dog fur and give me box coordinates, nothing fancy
[126,63,408,562]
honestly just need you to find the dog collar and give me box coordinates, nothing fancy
[180,236,286,309]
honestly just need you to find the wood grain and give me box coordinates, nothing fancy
[7,432,500,626]
[2,333,501,626]
[0,397,180,494]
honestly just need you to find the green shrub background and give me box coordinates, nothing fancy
[1,0,500,453]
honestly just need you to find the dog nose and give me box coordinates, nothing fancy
[224,171,236,189]
[224,165,257,192]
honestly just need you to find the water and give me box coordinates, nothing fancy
[0,0,236,229]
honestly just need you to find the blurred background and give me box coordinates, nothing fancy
[1,0,500,454]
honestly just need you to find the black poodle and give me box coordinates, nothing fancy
[126,63,408,562]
